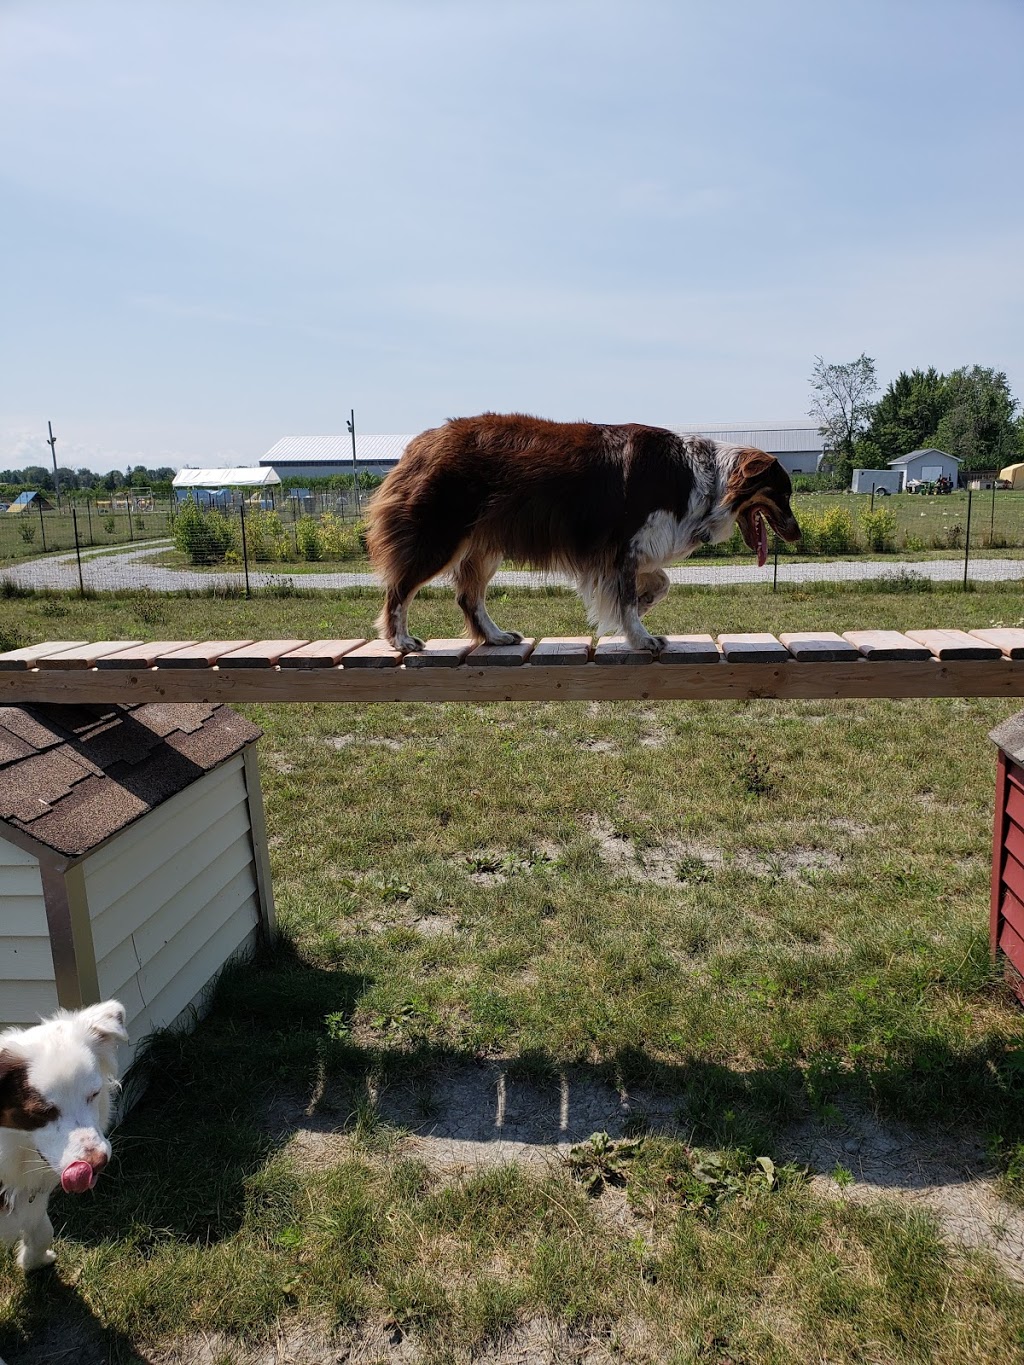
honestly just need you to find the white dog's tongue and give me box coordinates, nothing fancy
[61,1160,95,1194]
[756,513,768,568]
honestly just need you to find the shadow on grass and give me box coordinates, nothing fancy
[1,1271,155,1365]
[48,938,1024,1261]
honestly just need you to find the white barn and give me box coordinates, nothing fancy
[0,702,274,1076]
[259,420,825,480]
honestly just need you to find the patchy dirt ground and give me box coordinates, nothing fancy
[783,1104,1024,1284]
[586,818,843,885]
[265,1063,1024,1288]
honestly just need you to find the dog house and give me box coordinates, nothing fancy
[0,702,275,1064]
[991,709,1024,1007]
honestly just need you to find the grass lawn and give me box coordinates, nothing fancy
[0,512,174,565]
[2,584,1024,1362]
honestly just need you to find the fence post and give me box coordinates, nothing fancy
[127,502,135,542]
[870,483,875,512]
[239,498,251,599]
[86,497,94,546]
[38,499,47,552]
[963,486,973,589]
[772,533,779,592]
[991,478,997,546]
[72,507,85,596]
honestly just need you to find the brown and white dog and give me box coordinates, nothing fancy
[0,1001,127,1271]
[367,413,801,653]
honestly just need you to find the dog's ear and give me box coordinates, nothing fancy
[79,1000,129,1046]
[726,448,777,502]
[734,447,776,481]
[0,1050,30,1126]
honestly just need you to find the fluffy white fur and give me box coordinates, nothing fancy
[0,1001,127,1271]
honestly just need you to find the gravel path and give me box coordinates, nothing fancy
[3,541,1023,592]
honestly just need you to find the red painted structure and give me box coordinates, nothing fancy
[991,712,1024,1007]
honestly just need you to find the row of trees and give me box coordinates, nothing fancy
[0,464,176,495]
[808,356,1023,483]
[0,465,383,501]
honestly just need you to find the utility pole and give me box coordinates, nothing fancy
[346,409,361,516]
[47,421,60,507]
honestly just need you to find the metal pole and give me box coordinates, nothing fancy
[239,497,251,598]
[991,476,997,545]
[72,507,85,595]
[347,409,361,517]
[38,497,47,551]
[963,486,973,590]
[772,533,779,592]
[47,421,60,507]
[870,483,875,512]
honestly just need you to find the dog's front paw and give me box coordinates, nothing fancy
[18,1246,56,1273]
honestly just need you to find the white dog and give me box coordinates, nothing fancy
[0,1001,127,1271]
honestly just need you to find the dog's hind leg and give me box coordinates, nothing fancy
[377,540,466,652]
[452,550,523,645]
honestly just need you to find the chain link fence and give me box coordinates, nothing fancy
[2,488,1024,596]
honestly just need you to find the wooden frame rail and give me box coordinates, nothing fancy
[3,630,1024,704]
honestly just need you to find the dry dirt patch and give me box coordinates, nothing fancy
[587,819,842,885]
[783,1105,1024,1284]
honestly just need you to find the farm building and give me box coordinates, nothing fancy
[259,420,825,480]
[260,434,412,480]
[7,490,55,513]
[999,462,1024,490]
[0,702,274,1074]
[888,449,962,490]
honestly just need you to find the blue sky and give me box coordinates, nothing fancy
[2,0,1022,472]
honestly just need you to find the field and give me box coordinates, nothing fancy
[0,505,174,564]
[2,585,1024,1363]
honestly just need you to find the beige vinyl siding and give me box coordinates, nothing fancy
[0,839,58,1024]
[86,757,261,1048]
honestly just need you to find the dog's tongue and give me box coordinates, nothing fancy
[756,513,768,568]
[61,1161,95,1195]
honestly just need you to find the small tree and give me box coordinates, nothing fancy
[809,354,879,485]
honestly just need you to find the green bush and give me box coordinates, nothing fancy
[173,497,238,565]
[797,507,857,555]
[318,513,364,560]
[296,515,322,561]
[860,506,899,552]
[245,509,291,562]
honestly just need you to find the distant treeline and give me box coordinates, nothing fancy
[0,466,385,502]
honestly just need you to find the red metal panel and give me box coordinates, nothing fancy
[1002,887,1024,940]
[994,749,1009,955]
[999,919,1024,977]
[1003,852,1024,905]
[1006,821,1024,867]
[1007,783,1024,830]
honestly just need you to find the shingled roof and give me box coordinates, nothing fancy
[0,703,261,859]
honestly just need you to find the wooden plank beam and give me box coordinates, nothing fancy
[3,633,1024,703]
[3,657,1024,703]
